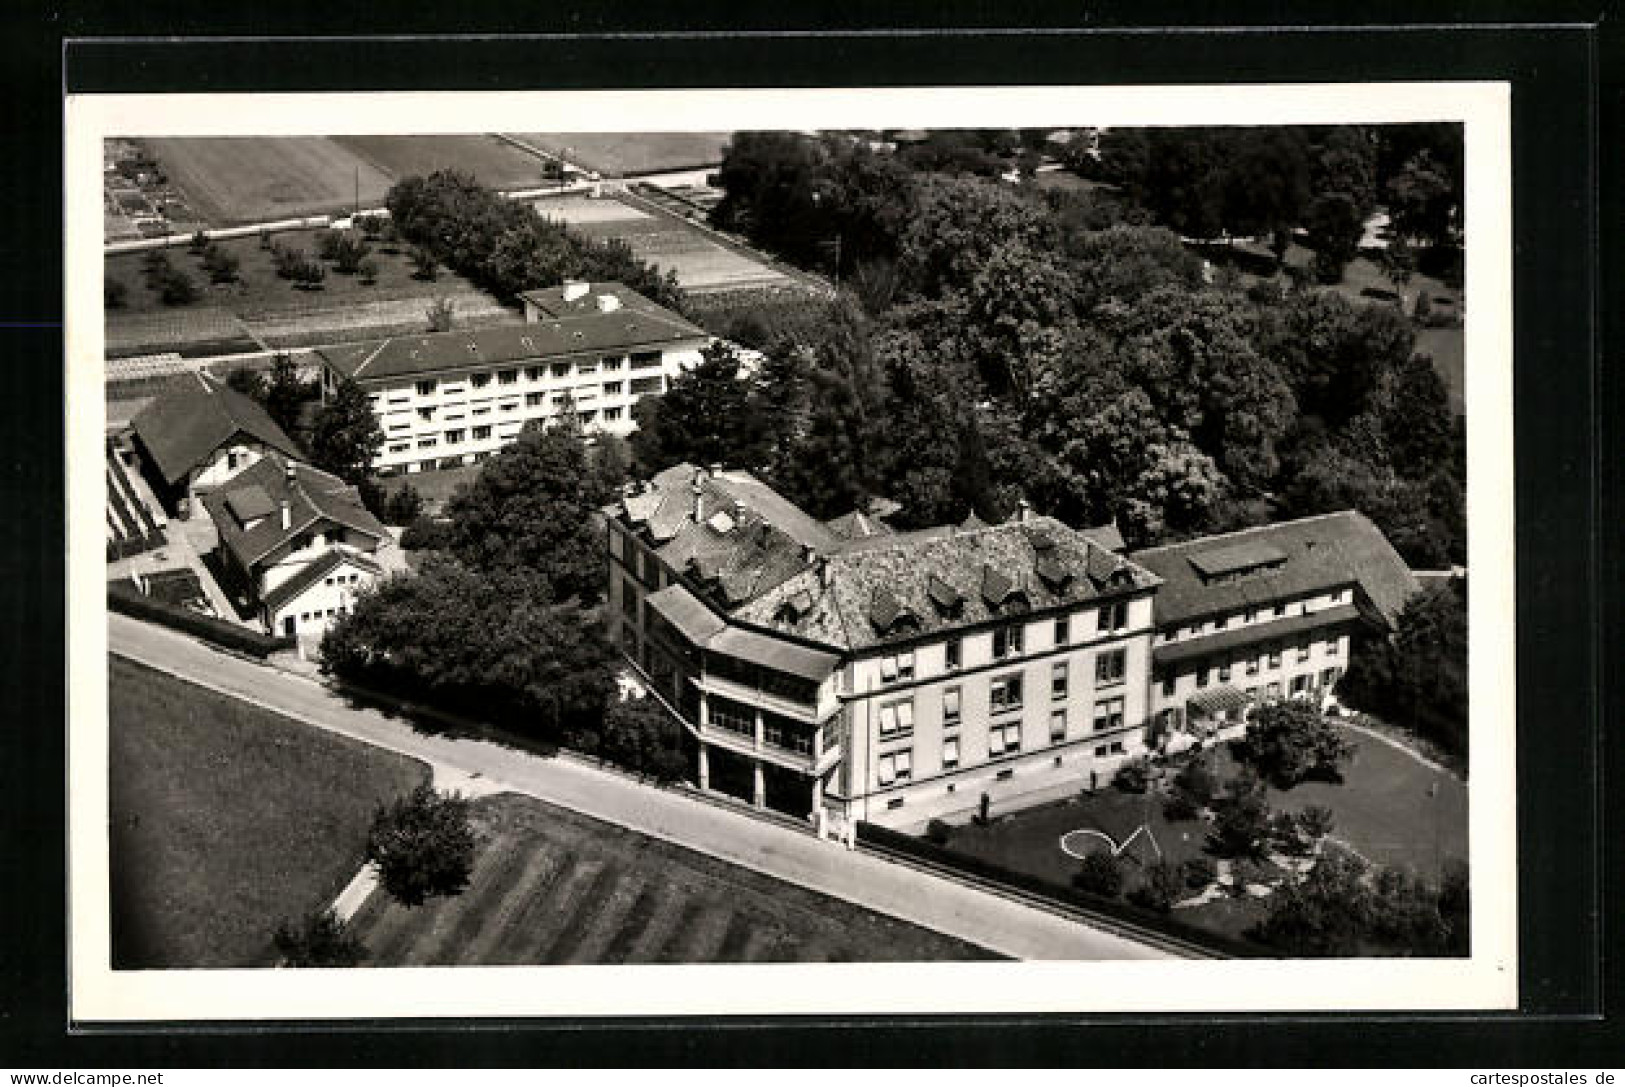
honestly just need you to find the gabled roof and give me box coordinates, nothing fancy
[825,508,895,542]
[317,282,707,385]
[261,549,383,613]
[1130,511,1419,629]
[130,371,303,485]
[202,454,388,571]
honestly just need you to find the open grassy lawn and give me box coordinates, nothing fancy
[143,137,397,226]
[513,133,732,178]
[108,655,430,968]
[347,794,999,965]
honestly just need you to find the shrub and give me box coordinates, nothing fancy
[295,260,327,290]
[1172,755,1218,806]
[1126,859,1181,914]
[1181,856,1218,890]
[1269,810,1313,856]
[273,909,367,967]
[1207,771,1272,859]
[1296,804,1336,844]
[1113,756,1152,794]
[1162,791,1200,822]
[1229,856,1273,891]
[589,696,689,784]
[202,245,240,284]
[104,276,128,309]
[1072,851,1125,898]
[382,483,424,526]
[333,234,373,274]
[316,229,344,262]
[272,242,309,279]
[1240,701,1355,787]
[366,784,476,908]
[159,267,199,305]
[106,581,293,658]
[400,515,451,551]
[357,213,385,239]
[925,818,953,846]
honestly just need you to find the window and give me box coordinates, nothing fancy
[1093,696,1125,732]
[990,673,1024,714]
[1321,667,1340,688]
[471,373,491,389]
[416,380,436,396]
[498,370,518,385]
[552,393,571,406]
[1054,616,1070,645]
[878,699,914,738]
[1274,602,1287,617]
[1110,741,1125,755]
[878,749,912,787]
[1094,744,1109,758]
[226,451,240,470]
[944,638,961,670]
[996,767,1015,781]
[709,696,755,737]
[992,622,1024,659]
[1196,666,1210,689]
[444,429,464,444]
[1326,636,1339,656]
[1244,606,1257,623]
[1247,655,1260,676]
[1268,645,1282,668]
[879,651,914,683]
[1214,612,1228,630]
[1052,661,1069,700]
[551,362,571,378]
[942,736,960,770]
[417,407,435,421]
[1094,648,1126,687]
[416,437,438,449]
[1245,686,1259,702]
[1098,600,1129,632]
[629,375,665,395]
[501,401,518,412]
[1297,640,1311,662]
[601,357,622,371]
[604,406,624,421]
[1291,675,1310,696]
[621,578,638,620]
[472,425,492,440]
[1050,709,1067,742]
[1266,681,1282,700]
[942,686,961,725]
[526,392,545,407]
[1218,660,1232,682]
[524,367,543,381]
[1331,588,1345,603]
[631,350,663,370]
[989,721,1022,757]
[603,380,625,396]
[1161,675,1175,697]
[389,442,409,453]
[324,576,334,586]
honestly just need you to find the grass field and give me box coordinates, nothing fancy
[512,133,731,178]
[109,655,430,968]
[347,793,998,965]
[332,135,549,191]
[142,137,397,226]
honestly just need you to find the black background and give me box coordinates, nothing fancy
[3,2,1618,1068]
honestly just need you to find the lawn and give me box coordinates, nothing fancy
[108,655,430,968]
[142,137,397,226]
[347,793,999,965]
[937,721,1467,944]
[512,133,732,178]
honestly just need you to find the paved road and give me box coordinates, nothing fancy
[107,612,1173,962]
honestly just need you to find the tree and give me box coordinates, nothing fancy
[1066,224,1204,309]
[1073,851,1125,898]
[262,353,309,436]
[628,342,771,474]
[159,266,199,305]
[1239,700,1356,787]
[365,784,476,908]
[225,365,266,401]
[591,697,689,784]
[1172,754,1219,807]
[1385,148,1458,250]
[425,296,455,332]
[1207,771,1273,859]
[1340,578,1468,758]
[1220,127,1311,263]
[201,244,240,284]
[1127,859,1182,913]
[441,419,615,603]
[272,909,367,967]
[104,275,128,309]
[381,483,424,526]
[1251,851,1374,955]
[1306,191,1365,284]
[897,174,1055,299]
[310,377,384,485]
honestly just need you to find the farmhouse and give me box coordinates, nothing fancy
[315,280,708,474]
[128,371,304,518]
[607,465,1420,831]
[201,454,391,637]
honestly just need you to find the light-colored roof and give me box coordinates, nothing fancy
[130,371,303,485]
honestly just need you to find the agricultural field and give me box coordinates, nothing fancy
[141,137,397,225]
[109,655,430,968]
[511,132,732,178]
[347,794,998,965]
[331,135,551,192]
[532,192,793,293]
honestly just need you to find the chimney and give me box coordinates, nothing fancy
[563,280,590,302]
[279,499,291,531]
[691,468,706,522]
[596,293,621,313]
[817,557,830,588]
[1016,497,1032,524]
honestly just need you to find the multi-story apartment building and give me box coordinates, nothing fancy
[606,463,1163,831]
[315,281,708,475]
[1129,512,1419,751]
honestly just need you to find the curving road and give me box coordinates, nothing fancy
[106,612,1175,962]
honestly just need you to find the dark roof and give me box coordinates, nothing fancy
[1152,603,1364,668]
[130,371,303,485]
[202,455,388,570]
[644,583,838,683]
[261,549,383,613]
[318,283,707,385]
[1188,541,1288,579]
[647,584,727,644]
[824,509,894,542]
[1130,512,1419,630]
[223,484,275,524]
[1081,523,1127,553]
[518,282,679,322]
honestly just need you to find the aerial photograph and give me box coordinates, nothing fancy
[101,122,1470,971]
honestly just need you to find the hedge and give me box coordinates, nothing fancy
[855,820,1265,959]
[106,531,166,563]
[107,581,295,658]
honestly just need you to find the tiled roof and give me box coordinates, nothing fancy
[130,371,303,485]
[1130,511,1419,630]
[203,454,388,571]
[1151,603,1364,667]
[261,548,384,613]
[615,465,1162,654]
[824,509,894,542]
[317,282,707,385]
[518,282,683,322]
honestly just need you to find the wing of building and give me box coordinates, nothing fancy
[607,464,1164,830]
[314,280,709,475]
[128,370,304,518]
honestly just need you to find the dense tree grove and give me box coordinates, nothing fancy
[385,170,683,311]
[1340,578,1469,758]
[664,125,1465,563]
[1251,852,1469,957]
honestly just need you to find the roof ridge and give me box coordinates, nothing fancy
[352,338,393,380]
[1131,510,1363,556]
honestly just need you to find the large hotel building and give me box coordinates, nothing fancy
[315,281,708,475]
[606,464,1419,831]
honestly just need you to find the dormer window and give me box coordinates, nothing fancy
[927,574,964,615]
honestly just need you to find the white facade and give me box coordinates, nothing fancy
[265,554,380,637]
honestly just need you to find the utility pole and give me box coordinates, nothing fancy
[354,165,359,222]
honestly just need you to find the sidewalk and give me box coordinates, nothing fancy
[107,611,1172,962]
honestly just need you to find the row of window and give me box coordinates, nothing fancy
[878,628,1132,688]
[407,356,645,399]
[877,720,1133,789]
[879,686,1128,740]
[322,572,363,587]
[383,408,625,457]
[1161,636,1341,695]
[295,604,347,623]
[1160,589,1347,643]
